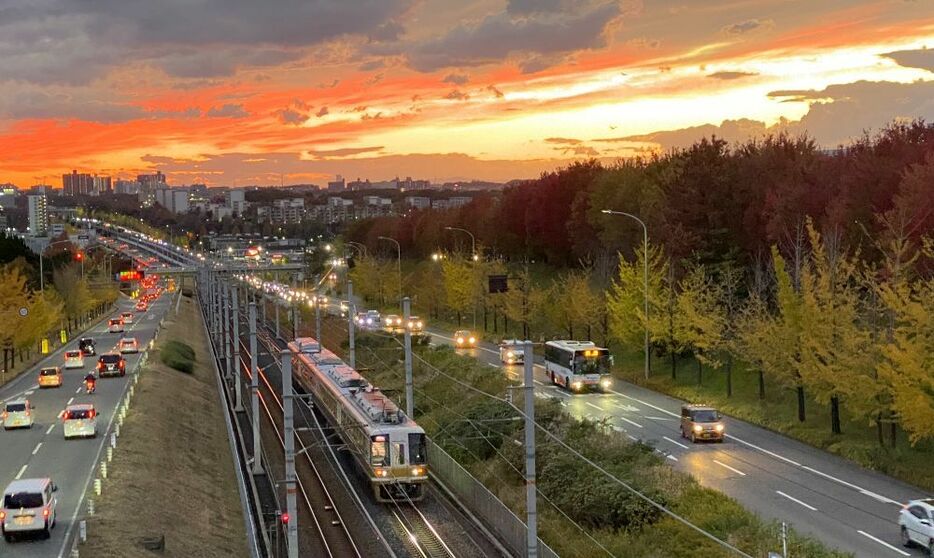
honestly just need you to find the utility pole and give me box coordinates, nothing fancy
[315,300,321,341]
[280,349,298,558]
[347,280,355,368]
[223,281,232,382]
[249,302,263,475]
[524,340,538,558]
[275,297,280,339]
[232,285,243,412]
[403,296,413,418]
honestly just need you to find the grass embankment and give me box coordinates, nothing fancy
[81,295,249,558]
[312,319,848,558]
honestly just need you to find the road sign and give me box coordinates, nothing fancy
[41,339,50,354]
[18,307,27,317]
[60,329,67,344]
[117,270,144,281]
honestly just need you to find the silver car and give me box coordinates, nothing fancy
[63,404,97,439]
[1,478,58,542]
[899,499,934,554]
[2,400,34,430]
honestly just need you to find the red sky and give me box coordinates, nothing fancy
[1,0,933,187]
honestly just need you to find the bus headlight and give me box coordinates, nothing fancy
[571,381,583,391]
[600,378,612,388]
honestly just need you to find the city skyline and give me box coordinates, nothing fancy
[0,0,932,187]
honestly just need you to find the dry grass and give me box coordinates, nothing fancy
[81,296,249,558]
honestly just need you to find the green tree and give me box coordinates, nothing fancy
[677,264,726,385]
[441,256,474,326]
[0,266,31,351]
[769,248,809,422]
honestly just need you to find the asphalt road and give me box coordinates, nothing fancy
[0,292,172,557]
[424,330,930,558]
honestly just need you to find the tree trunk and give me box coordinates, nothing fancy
[586,324,592,341]
[504,315,509,335]
[830,396,841,435]
[483,306,488,332]
[670,352,677,380]
[758,369,765,399]
[457,313,461,327]
[725,354,733,398]
[696,358,702,385]
[890,412,897,448]
[492,311,498,334]
[876,415,884,447]
[796,385,806,422]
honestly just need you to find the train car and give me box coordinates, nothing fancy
[288,338,428,502]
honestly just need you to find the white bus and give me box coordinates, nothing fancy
[544,340,613,392]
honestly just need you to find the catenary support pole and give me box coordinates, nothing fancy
[280,349,298,558]
[315,301,321,341]
[232,285,243,412]
[524,340,538,558]
[249,302,263,474]
[347,280,356,368]
[403,296,413,418]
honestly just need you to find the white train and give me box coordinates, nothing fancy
[287,338,428,502]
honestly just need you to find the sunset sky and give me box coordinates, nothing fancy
[1,0,933,187]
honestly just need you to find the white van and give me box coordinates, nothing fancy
[499,340,526,365]
[63,404,97,439]
[1,478,58,542]
[64,350,84,369]
[2,400,34,430]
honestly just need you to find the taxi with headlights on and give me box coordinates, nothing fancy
[680,404,725,443]
[38,367,63,389]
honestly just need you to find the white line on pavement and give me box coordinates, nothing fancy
[75,387,82,394]
[667,455,678,462]
[67,397,74,405]
[644,416,674,421]
[664,436,689,449]
[24,390,34,396]
[46,424,55,435]
[801,466,900,506]
[714,459,747,477]
[776,490,818,511]
[486,363,498,368]
[31,442,42,456]
[14,465,27,480]
[57,410,64,419]
[585,402,603,411]
[619,416,643,428]
[857,530,910,556]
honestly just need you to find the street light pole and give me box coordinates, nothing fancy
[601,209,650,381]
[377,236,402,309]
[445,226,478,328]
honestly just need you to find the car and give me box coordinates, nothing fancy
[899,499,934,554]
[680,404,725,443]
[62,404,97,439]
[1,478,58,542]
[339,300,351,317]
[353,312,369,327]
[120,311,134,325]
[97,352,126,377]
[135,302,148,312]
[499,339,526,364]
[454,330,477,348]
[38,367,63,389]
[2,400,34,430]
[78,337,96,356]
[384,314,403,332]
[118,337,139,354]
[365,310,381,326]
[406,316,425,333]
[108,318,124,333]
[63,350,84,370]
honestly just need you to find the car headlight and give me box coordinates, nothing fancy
[417,321,423,328]
[506,351,514,358]
[715,424,724,432]
[469,337,476,344]
[456,338,464,344]
[600,378,612,387]
[367,319,373,324]
[693,424,703,433]
[571,381,583,391]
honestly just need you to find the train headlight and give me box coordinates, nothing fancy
[376,468,389,477]
[411,467,424,476]
[417,321,423,328]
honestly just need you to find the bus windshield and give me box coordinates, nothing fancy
[573,352,611,375]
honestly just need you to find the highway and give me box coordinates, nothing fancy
[0,291,172,557]
[425,330,929,558]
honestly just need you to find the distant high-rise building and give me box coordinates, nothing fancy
[114,179,140,195]
[92,175,112,195]
[225,189,247,215]
[63,170,94,196]
[0,184,17,209]
[27,194,48,236]
[396,176,431,191]
[327,175,346,192]
[137,171,166,187]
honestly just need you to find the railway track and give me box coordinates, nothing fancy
[391,503,458,558]
[236,331,364,558]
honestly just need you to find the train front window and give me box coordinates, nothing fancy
[408,433,427,465]
[370,436,389,466]
[393,442,406,465]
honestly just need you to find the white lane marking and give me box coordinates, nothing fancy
[75,387,82,394]
[667,455,678,462]
[776,490,818,511]
[32,442,42,455]
[713,459,747,477]
[644,416,674,421]
[486,363,498,368]
[664,436,689,449]
[15,465,27,479]
[533,380,546,386]
[585,402,603,411]
[67,397,74,405]
[24,390,34,396]
[614,403,640,412]
[801,466,901,506]
[46,424,55,435]
[857,530,910,556]
[57,410,64,419]
[619,416,643,429]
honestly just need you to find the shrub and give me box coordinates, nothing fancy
[161,340,195,373]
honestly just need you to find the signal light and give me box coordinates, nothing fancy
[280,512,290,525]
[75,252,84,261]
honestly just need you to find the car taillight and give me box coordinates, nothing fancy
[63,411,70,420]
[24,410,30,417]
[120,361,125,368]
[1,412,6,419]
[43,508,50,518]
[0,510,6,520]
[89,410,96,419]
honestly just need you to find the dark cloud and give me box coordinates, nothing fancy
[444,89,470,101]
[519,54,565,74]
[487,85,505,98]
[545,137,582,145]
[555,145,599,157]
[707,71,759,80]
[401,1,623,72]
[275,107,309,126]
[306,146,385,159]
[506,0,564,14]
[442,73,470,85]
[365,73,384,86]
[316,106,330,117]
[207,104,249,118]
[613,118,771,150]
[358,59,386,71]
[369,20,406,42]
[882,48,934,72]
[722,18,772,35]
[155,48,301,78]
[0,85,145,122]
